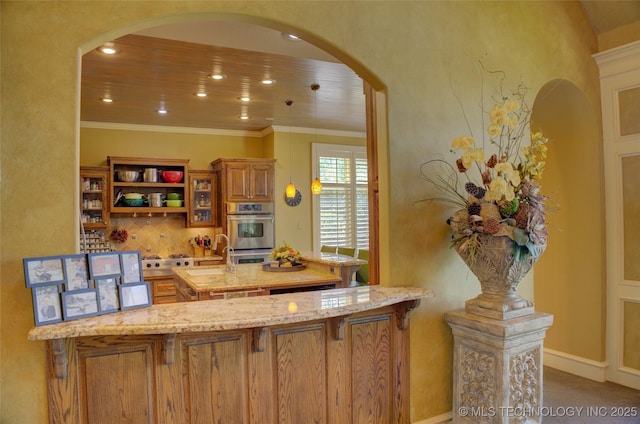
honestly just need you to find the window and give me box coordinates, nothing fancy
[312,143,368,252]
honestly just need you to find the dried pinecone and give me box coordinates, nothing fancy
[465,182,486,199]
[486,154,498,168]
[514,202,531,229]
[483,218,500,234]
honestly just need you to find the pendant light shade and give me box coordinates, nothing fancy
[311,178,322,194]
[310,83,323,194]
[285,182,296,198]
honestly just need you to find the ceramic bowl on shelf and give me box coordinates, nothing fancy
[166,193,181,200]
[117,170,140,182]
[122,198,144,207]
[166,199,183,207]
[123,192,143,200]
[162,171,183,183]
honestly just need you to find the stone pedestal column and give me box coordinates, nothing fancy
[445,311,553,424]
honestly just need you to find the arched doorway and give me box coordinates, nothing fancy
[78,14,386,284]
[531,79,606,380]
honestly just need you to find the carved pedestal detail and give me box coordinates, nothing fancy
[446,311,552,424]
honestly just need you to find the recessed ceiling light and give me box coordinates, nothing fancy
[98,42,119,55]
[261,79,276,85]
[209,73,226,80]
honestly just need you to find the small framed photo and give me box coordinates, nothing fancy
[31,284,63,326]
[119,282,152,310]
[63,254,91,291]
[88,252,122,279]
[61,288,99,320]
[120,250,143,284]
[96,278,120,313]
[24,256,65,287]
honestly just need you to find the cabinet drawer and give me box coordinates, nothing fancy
[152,280,176,297]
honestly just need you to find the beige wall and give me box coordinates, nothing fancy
[0,1,621,422]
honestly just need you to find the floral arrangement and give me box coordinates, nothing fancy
[270,242,301,267]
[419,73,549,263]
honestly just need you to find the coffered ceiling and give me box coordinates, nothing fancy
[81,5,640,134]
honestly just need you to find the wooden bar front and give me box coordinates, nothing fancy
[30,287,431,424]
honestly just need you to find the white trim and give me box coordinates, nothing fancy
[272,124,365,139]
[80,120,265,137]
[543,348,608,382]
[80,121,367,139]
[412,411,452,424]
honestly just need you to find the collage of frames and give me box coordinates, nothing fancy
[23,250,151,326]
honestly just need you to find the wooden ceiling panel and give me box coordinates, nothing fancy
[81,34,365,132]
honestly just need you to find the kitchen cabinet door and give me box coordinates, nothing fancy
[187,170,216,227]
[212,158,275,203]
[80,166,109,229]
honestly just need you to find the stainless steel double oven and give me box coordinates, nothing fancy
[226,202,275,264]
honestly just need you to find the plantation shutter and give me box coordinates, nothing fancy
[313,144,368,252]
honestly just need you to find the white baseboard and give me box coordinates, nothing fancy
[543,347,608,382]
[412,411,452,424]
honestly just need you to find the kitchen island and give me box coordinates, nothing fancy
[28,286,431,424]
[173,263,342,301]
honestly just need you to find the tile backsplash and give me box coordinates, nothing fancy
[106,215,217,257]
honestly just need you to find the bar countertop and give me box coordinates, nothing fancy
[172,263,342,293]
[28,286,433,341]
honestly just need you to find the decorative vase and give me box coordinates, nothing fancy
[455,234,545,320]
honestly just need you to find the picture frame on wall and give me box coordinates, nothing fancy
[88,252,122,279]
[120,250,143,284]
[119,282,152,310]
[61,288,99,320]
[23,256,65,288]
[31,284,63,326]
[63,254,91,291]
[96,278,120,313]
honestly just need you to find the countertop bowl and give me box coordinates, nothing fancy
[117,170,140,182]
[122,198,144,207]
[162,171,183,183]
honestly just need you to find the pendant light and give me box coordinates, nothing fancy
[284,100,296,199]
[310,83,323,194]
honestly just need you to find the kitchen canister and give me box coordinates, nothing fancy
[148,193,163,207]
[143,168,158,182]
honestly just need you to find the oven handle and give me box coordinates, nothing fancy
[227,215,275,223]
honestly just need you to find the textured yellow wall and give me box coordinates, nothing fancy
[0,1,610,422]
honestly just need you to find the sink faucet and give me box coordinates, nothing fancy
[214,233,235,273]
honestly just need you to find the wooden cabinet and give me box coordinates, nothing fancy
[211,158,275,203]
[149,276,176,304]
[108,156,189,215]
[80,166,109,229]
[187,170,216,227]
[41,301,417,424]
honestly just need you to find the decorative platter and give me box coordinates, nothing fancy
[262,263,306,272]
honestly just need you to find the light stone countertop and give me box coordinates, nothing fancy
[299,251,366,267]
[28,286,433,341]
[173,263,342,293]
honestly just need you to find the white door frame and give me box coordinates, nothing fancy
[595,41,640,390]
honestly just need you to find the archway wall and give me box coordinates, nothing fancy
[1,2,603,422]
[532,80,606,363]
